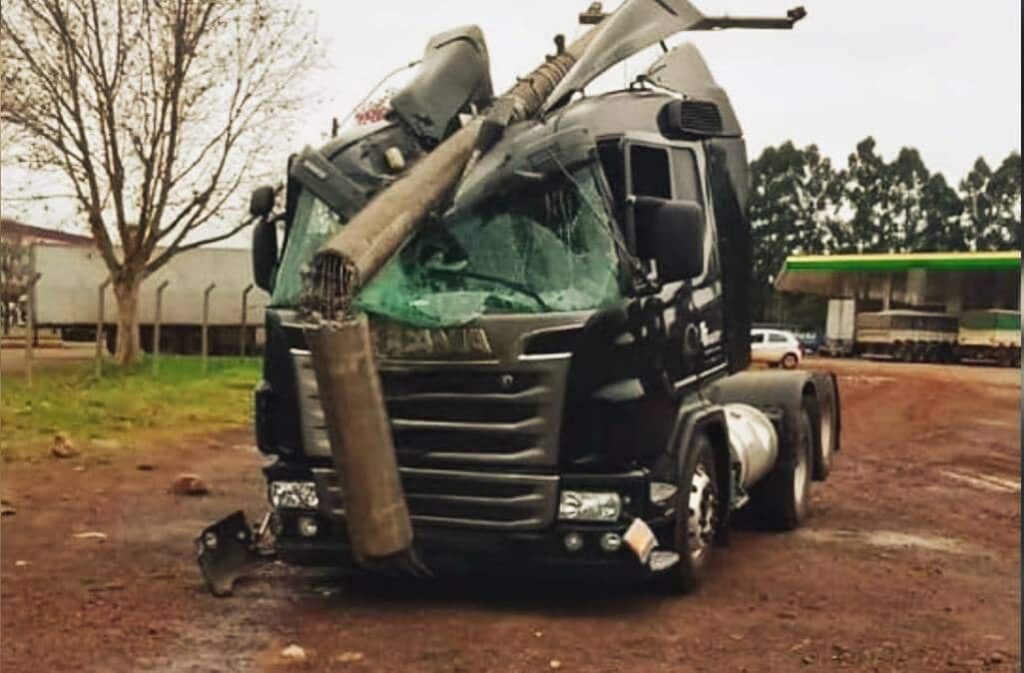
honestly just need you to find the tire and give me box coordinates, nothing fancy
[660,434,720,595]
[811,375,839,481]
[751,399,813,531]
[781,353,798,369]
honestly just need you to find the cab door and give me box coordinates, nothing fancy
[620,136,725,387]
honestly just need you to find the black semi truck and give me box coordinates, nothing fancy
[199,8,840,595]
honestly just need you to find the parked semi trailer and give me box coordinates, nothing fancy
[957,309,1021,367]
[31,243,269,354]
[854,310,958,362]
[199,1,841,596]
[827,300,1021,367]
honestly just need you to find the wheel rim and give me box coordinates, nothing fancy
[687,464,717,564]
[793,434,809,507]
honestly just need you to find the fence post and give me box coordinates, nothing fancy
[239,283,254,357]
[24,272,42,388]
[152,280,170,375]
[202,283,216,374]
[95,279,111,378]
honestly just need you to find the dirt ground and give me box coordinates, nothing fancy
[1,358,1019,672]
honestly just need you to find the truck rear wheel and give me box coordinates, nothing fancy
[811,374,839,481]
[751,399,813,531]
[661,434,719,595]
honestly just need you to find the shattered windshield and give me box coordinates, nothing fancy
[356,164,627,327]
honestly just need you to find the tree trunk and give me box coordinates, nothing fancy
[113,278,143,365]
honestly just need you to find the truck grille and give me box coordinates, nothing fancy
[380,369,556,467]
[311,466,558,530]
[290,346,572,531]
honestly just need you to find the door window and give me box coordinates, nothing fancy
[629,145,671,198]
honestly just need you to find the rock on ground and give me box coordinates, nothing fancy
[169,473,210,496]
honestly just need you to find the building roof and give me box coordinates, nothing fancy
[1,218,93,246]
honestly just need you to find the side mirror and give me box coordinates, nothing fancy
[249,185,275,217]
[633,197,706,283]
[252,217,278,293]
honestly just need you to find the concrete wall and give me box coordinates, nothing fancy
[33,244,270,326]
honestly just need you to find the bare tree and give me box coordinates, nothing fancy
[1,0,316,363]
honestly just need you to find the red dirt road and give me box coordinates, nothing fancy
[1,359,1019,672]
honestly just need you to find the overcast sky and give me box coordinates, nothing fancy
[298,0,1020,179]
[3,0,1020,236]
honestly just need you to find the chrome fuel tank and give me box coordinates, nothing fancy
[724,403,778,489]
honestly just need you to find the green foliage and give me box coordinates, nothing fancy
[961,153,1023,250]
[0,356,260,461]
[749,140,1021,321]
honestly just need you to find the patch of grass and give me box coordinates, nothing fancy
[0,356,261,461]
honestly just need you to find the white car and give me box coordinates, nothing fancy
[750,328,803,369]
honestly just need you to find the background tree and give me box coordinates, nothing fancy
[748,141,843,319]
[843,137,896,253]
[1,0,316,364]
[917,172,965,251]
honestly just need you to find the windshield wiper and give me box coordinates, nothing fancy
[426,265,551,311]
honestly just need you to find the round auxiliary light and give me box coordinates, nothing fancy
[297,516,319,538]
[563,531,584,553]
[202,531,219,550]
[599,532,623,553]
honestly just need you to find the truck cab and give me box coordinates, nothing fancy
[214,29,840,595]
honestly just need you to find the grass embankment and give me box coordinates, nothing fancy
[0,356,261,462]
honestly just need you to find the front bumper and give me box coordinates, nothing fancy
[266,464,675,579]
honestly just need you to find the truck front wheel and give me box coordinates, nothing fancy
[661,434,720,594]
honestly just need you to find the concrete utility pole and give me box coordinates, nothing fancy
[239,283,254,357]
[202,283,216,373]
[95,279,111,378]
[302,0,806,572]
[152,280,170,375]
[24,272,41,388]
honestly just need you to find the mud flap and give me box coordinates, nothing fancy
[196,511,269,597]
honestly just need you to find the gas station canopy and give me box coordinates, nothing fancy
[774,251,1021,311]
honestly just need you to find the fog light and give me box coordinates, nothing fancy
[563,531,584,553]
[559,491,622,522]
[297,516,319,538]
[268,481,319,510]
[202,531,219,550]
[599,532,622,553]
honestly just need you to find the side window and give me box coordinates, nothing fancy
[670,148,703,204]
[629,145,671,199]
[750,332,765,344]
[769,333,788,343]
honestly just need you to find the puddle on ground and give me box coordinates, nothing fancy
[974,417,1019,429]
[838,375,895,386]
[799,528,982,556]
[940,470,1020,494]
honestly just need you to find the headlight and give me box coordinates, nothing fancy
[558,490,622,522]
[268,481,319,510]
